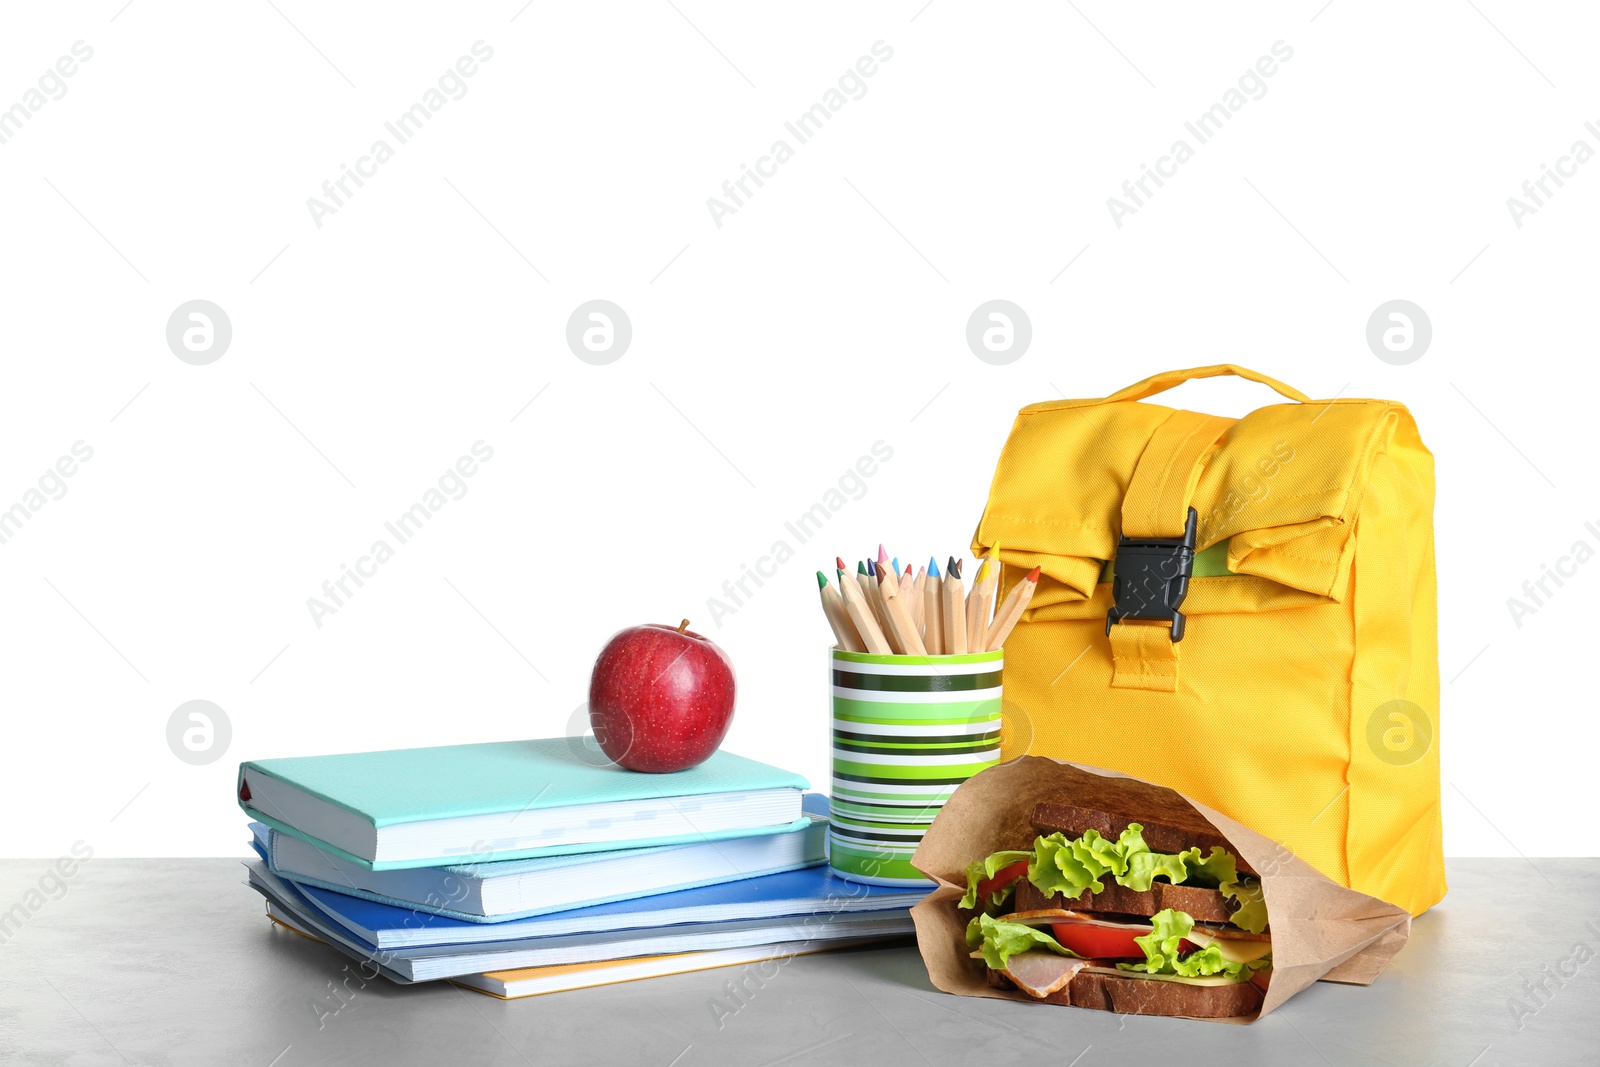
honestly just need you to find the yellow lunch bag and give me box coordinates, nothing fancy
[974,364,1443,916]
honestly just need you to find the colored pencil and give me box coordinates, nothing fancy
[922,557,943,655]
[941,555,967,655]
[901,564,918,641]
[871,568,898,652]
[817,572,866,652]
[985,566,1041,651]
[821,549,1009,657]
[864,561,895,639]
[985,550,1003,616]
[866,574,896,652]
[911,564,927,637]
[837,571,892,654]
[878,570,927,655]
[840,564,867,599]
[965,558,993,647]
[879,550,900,635]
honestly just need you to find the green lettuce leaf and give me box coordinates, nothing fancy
[958,850,1034,910]
[969,913,1082,971]
[1222,878,1269,934]
[1028,826,1145,899]
[962,826,1272,933]
[1119,908,1271,979]
[1186,846,1239,888]
[1122,846,1203,891]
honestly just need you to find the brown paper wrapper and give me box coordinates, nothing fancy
[910,756,1411,1023]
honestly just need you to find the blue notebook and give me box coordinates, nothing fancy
[246,862,917,983]
[238,737,808,870]
[249,793,831,921]
[251,837,923,949]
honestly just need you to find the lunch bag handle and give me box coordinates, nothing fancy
[1103,364,1312,406]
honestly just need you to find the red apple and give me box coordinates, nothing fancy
[588,619,736,773]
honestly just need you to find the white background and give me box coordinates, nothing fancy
[0,2,1594,860]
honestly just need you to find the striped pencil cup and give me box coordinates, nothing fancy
[828,648,1005,885]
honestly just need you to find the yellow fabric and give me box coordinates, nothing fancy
[1108,622,1181,692]
[974,365,1443,917]
[1120,410,1234,540]
[1107,409,1231,689]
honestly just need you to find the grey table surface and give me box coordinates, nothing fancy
[1,858,1595,1067]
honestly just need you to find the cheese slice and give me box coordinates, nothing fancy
[1184,927,1274,963]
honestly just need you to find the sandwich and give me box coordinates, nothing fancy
[959,779,1272,1018]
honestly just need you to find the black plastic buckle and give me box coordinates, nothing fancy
[1105,507,1198,642]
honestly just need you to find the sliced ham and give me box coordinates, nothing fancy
[998,952,1091,998]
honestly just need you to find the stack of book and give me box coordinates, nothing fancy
[236,738,920,998]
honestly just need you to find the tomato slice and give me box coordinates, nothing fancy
[974,860,1030,903]
[1051,922,1197,960]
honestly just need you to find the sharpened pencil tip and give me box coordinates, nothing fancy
[949,556,962,579]
[858,561,867,575]
[916,564,926,577]
[891,557,899,575]
[816,570,828,589]
[836,556,846,572]
[867,559,877,577]
[877,544,889,567]
[1026,566,1041,582]
[975,558,989,582]
[929,556,940,579]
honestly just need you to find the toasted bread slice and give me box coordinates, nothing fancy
[1016,875,1239,924]
[987,962,1263,1018]
[1031,795,1258,879]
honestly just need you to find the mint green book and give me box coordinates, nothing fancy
[237,738,809,871]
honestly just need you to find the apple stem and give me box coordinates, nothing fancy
[677,618,691,634]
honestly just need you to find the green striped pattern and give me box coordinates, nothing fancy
[828,649,1003,883]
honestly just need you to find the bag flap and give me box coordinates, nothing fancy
[973,389,1409,610]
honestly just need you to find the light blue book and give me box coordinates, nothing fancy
[245,861,918,982]
[283,852,924,951]
[248,794,830,921]
[237,738,808,870]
